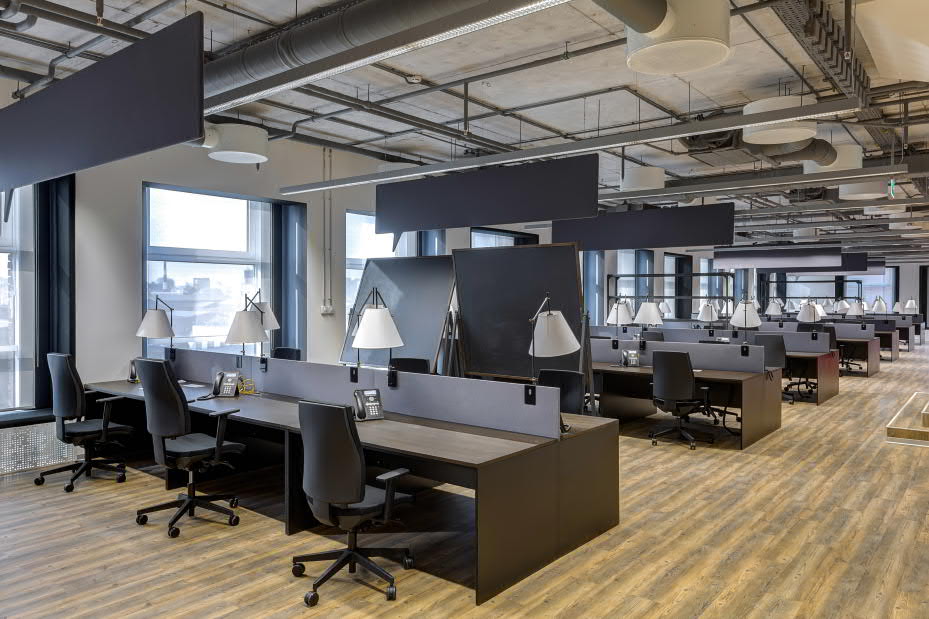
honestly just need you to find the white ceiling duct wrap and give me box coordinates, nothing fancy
[742,96,817,145]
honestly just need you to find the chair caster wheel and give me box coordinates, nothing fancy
[64,484,74,493]
[168,526,180,538]
[689,443,696,450]
[229,497,239,508]
[136,514,148,525]
[116,474,126,483]
[228,515,240,526]
[713,419,720,425]
[403,554,413,569]
[292,563,305,577]
[651,439,658,446]
[34,477,44,486]
[304,591,319,607]
[386,585,397,601]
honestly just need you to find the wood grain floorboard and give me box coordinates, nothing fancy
[4,346,929,617]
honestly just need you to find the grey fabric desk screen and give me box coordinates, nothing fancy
[827,322,875,338]
[590,338,765,373]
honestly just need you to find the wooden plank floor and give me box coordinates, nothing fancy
[4,344,929,617]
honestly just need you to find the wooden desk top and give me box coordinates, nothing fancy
[786,351,833,359]
[836,337,877,343]
[88,380,612,469]
[591,362,759,383]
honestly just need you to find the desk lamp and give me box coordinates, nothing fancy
[633,301,664,331]
[528,294,580,433]
[813,302,826,320]
[797,302,818,324]
[606,300,634,336]
[904,299,919,315]
[822,299,835,314]
[226,302,269,368]
[764,300,781,317]
[785,299,798,313]
[893,300,903,314]
[658,300,673,318]
[136,295,176,360]
[697,302,719,328]
[861,299,871,312]
[752,298,761,311]
[845,301,864,318]
[352,287,404,387]
[872,296,888,315]
[835,299,851,314]
[247,294,280,371]
[730,300,761,340]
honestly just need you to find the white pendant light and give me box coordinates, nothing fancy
[606,301,634,326]
[249,301,280,331]
[226,310,270,345]
[742,96,817,145]
[625,0,731,75]
[764,300,782,316]
[209,124,270,164]
[136,309,175,339]
[353,307,404,349]
[893,300,903,313]
[697,302,719,322]
[529,311,580,357]
[633,302,664,326]
[730,300,762,328]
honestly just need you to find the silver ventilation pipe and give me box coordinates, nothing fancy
[740,136,838,166]
[204,0,494,98]
[590,0,668,33]
[0,0,37,32]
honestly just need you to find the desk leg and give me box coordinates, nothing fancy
[740,371,782,449]
[475,442,558,604]
[815,353,840,406]
[867,340,881,376]
[284,430,315,535]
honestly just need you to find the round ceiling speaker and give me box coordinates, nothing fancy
[621,166,666,192]
[863,204,907,215]
[626,0,730,75]
[840,180,887,201]
[742,96,818,145]
[209,124,269,164]
[803,144,862,175]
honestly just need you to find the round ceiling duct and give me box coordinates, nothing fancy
[209,124,270,164]
[621,166,666,191]
[742,96,817,145]
[888,212,920,230]
[863,204,907,215]
[626,0,730,75]
[803,144,862,176]
[840,180,887,201]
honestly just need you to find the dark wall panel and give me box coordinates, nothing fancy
[453,244,582,379]
[0,13,203,194]
[375,155,599,241]
[552,203,734,250]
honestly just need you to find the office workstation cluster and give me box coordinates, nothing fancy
[5,0,929,616]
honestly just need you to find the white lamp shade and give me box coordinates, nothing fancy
[861,300,871,312]
[633,302,664,326]
[872,297,888,313]
[721,300,734,316]
[796,304,819,323]
[697,303,719,322]
[785,300,798,312]
[904,299,919,314]
[822,300,835,313]
[606,301,634,325]
[136,309,175,338]
[529,311,580,357]
[353,307,404,349]
[845,301,864,317]
[249,301,280,330]
[226,310,270,345]
[835,299,851,313]
[730,301,762,328]
[752,299,761,310]
[893,301,903,313]
[813,303,826,319]
[764,301,782,316]
[658,300,673,315]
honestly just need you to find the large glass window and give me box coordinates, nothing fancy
[0,187,35,411]
[470,227,538,248]
[418,230,446,256]
[582,251,604,325]
[144,186,271,359]
[786,274,836,302]
[846,268,897,306]
[345,211,397,323]
[663,255,677,318]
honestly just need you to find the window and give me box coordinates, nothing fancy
[0,187,35,411]
[663,255,677,318]
[786,274,836,302]
[144,186,271,359]
[345,211,398,323]
[846,268,897,306]
[470,227,538,248]
[582,251,604,325]
[635,250,654,312]
[418,229,446,256]
[697,258,711,314]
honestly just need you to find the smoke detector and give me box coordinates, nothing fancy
[742,96,817,145]
[209,124,269,164]
[625,0,730,75]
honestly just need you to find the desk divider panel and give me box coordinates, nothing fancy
[172,349,562,439]
[590,338,764,372]
[827,322,875,338]
[759,321,799,332]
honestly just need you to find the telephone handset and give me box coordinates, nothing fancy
[353,389,384,422]
[198,371,241,400]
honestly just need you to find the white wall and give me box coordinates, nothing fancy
[898,264,920,304]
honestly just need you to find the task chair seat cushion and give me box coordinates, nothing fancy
[165,433,246,458]
[337,484,413,517]
[63,419,132,437]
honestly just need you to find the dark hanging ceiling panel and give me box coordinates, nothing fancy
[0,12,204,196]
[551,203,735,250]
[375,154,600,247]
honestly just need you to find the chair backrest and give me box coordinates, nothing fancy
[47,353,85,421]
[271,347,301,361]
[135,358,191,440]
[821,325,838,350]
[652,351,696,403]
[389,357,430,374]
[298,401,366,526]
[537,369,585,414]
[642,331,665,342]
[754,334,786,370]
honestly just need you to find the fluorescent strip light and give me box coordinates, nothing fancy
[205,0,572,114]
[280,98,862,195]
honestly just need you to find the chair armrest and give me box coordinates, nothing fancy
[84,390,99,395]
[209,408,240,417]
[377,468,409,521]
[95,396,124,442]
[211,409,239,462]
[96,396,125,404]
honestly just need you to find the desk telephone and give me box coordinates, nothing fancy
[197,371,241,400]
[353,389,384,422]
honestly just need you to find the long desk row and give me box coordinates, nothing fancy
[88,379,618,605]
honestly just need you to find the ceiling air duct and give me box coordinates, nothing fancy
[208,124,269,164]
[620,165,666,192]
[742,96,817,145]
[594,0,730,75]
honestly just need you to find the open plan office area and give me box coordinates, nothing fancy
[3,1,929,617]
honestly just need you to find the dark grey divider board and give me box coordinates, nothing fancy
[827,322,875,338]
[453,244,583,379]
[591,325,640,338]
[778,333,830,353]
[340,256,454,370]
[759,322,799,332]
[590,338,764,372]
[173,349,251,384]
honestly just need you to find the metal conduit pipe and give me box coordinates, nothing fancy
[0,1,148,42]
[13,0,182,98]
[204,0,489,98]
[0,62,42,81]
[0,0,37,31]
[591,0,667,33]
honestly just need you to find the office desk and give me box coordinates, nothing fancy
[592,363,781,449]
[876,330,901,361]
[88,380,618,605]
[836,337,881,376]
[896,325,916,352]
[785,351,839,405]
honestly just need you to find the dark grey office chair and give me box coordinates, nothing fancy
[649,351,716,450]
[272,347,302,361]
[754,334,795,405]
[34,353,132,492]
[291,401,413,607]
[388,357,430,374]
[642,331,665,342]
[133,358,245,538]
